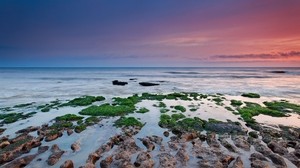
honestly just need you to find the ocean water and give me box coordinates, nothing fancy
[0,67,300,106]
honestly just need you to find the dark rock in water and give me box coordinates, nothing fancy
[158,153,177,168]
[163,131,169,137]
[270,71,286,73]
[60,160,74,168]
[206,133,220,148]
[71,142,80,152]
[268,153,287,167]
[232,135,250,151]
[129,78,137,81]
[38,146,49,154]
[267,141,288,155]
[251,160,269,168]
[112,80,128,86]
[139,82,159,86]
[250,153,268,161]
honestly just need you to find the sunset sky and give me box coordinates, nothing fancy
[1,0,300,67]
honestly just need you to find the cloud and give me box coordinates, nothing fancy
[210,51,300,60]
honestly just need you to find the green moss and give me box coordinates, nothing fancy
[140,93,165,101]
[225,106,234,112]
[174,105,186,112]
[55,114,84,121]
[190,108,197,112]
[237,102,287,124]
[60,96,105,107]
[157,102,167,108]
[171,113,186,120]
[50,121,73,129]
[230,100,243,106]
[160,108,170,113]
[0,112,37,124]
[212,97,223,105]
[114,117,143,127]
[0,137,32,154]
[263,101,300,114]
[241,93,260,98]
[136,107,150,113]
[13,102,34,108]
[75,124,87,133]
[85,116,100,126]
[37,99,61,112]
[79,103,136,116]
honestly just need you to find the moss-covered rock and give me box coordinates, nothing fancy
[37,100,61,112]
[55,114,84,121]
[79,103,136,116]
[13,102,35,108]
[241,93,260,98]
[114,117,143,127]
[136,107,150,113]
[60,96,105,107]
[0,112,37,124]
[174,105,186,112]
[263,101,300,114]
[231,100,243,106]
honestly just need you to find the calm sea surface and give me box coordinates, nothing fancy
[0,67,300,106]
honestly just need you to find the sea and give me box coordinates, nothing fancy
[1,67,300,106]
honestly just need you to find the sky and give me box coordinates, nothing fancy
[0,0,300,67]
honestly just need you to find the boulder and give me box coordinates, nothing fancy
[139,82,159,86]
[232,135,250,151]
[100,156,113,168]
[134,152,154,168]
[47,144,65,166]
[267,141,288,155]
[175,148,189,165]
[71,142,80,152]
[112,80,128,86]
[231,156,243,168]
[60,160,74,168]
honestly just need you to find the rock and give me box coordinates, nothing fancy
[71,142,80,152]
[293,148,300,158]
[254,143,273,156]
[139,82,159,86]
[47,144,65,166]
[100,156,113,168]
[134,152,154,168]
[270,71,286,73]
[0,140,10,149]
[219,139,237,153]
[251,160,270,168]
[220,154,235,167]
[205,122,246,134]
[231,156,243,168]
[158,153,177,168]
[115,150,132,161]
[250,153,268,161]
[129,78,137,81]
[15,126,40,134]
[268,153,287,167]
[112,80,128,86]
[139,138,155,151]
[285,153,300,167]
[45,131,63,142]
[83,163,96,168]
[67,129,73,136]
[38,146,49,154]
[168,141,179,150]
[249,131,259,138]
[206,133,220,148]
[60,160,74,168]
[267,141,288,155]
[199,134,206,141]
[2,154,37,168]
[148,135,163,145]
[181,132,197,142]
[86,152,100,164]
[232,135,250,151]
[175,148,189,165]
[163,131,169,137]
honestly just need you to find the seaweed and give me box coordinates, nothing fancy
[263,101,300,114]
[13,102,35,108]
[60,96,105,107]
[0,112,37,124]
[55,114,84,121]
[79,103,136,116]
[114,117,143,127]
[37,99,61,112]
[160,108,170,113]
